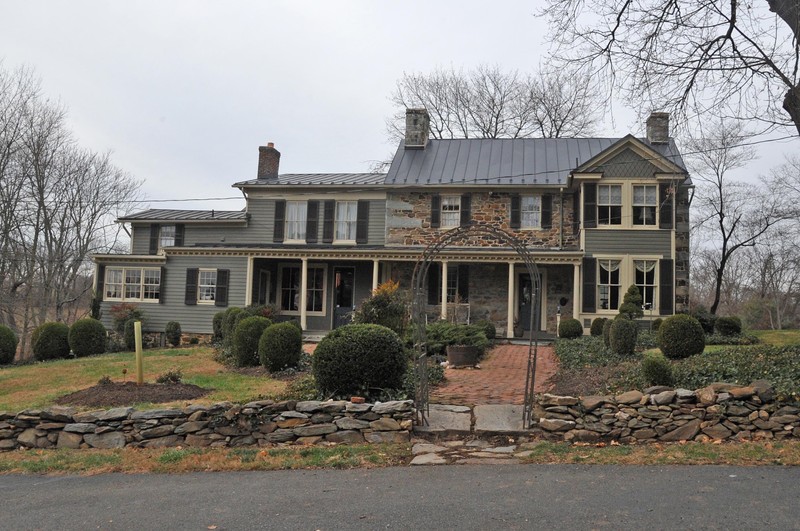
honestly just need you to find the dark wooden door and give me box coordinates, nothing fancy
[333,267,355,329]
[518,273,542,331]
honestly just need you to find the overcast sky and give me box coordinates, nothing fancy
[1,1,797,212]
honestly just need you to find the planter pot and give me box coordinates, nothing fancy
[446,345,481,367]
[513,325,524,338]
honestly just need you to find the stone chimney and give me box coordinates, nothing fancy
[646,112,670,144]
[405,108,429,149]
[257,142,280,179]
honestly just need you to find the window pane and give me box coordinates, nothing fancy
[286,201,307,240]
[159,225,176,248]
[198,270,217,302]
[335,201,357,240]
[521,195,541,228]
[441,195,460,227]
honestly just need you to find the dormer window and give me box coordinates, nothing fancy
[633,185,657,226]
[598,185,622,225]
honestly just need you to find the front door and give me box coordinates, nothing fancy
[517,273,542,331]
[333,267,355,329]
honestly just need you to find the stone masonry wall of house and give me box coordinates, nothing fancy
[674,186,690,312]
[0,399,413,451]
[385,192,577,248]
[536,382,799,444]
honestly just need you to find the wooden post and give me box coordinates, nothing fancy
[372,259,380,292]
[440,260,448,320]
[573,262,581,320]
[300,258,308,331]
[134,320,143,385]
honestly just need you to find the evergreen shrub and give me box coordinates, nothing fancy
[602,319,613,348]
[222,307,245,340]
[212,311,226,341]
[474,319,497,340]
[68,318,107,357]
[352,280,408,335]
[609,318,638,357]
[590,317,607,337]
[558,318,583,339]
[165,321,182,347]
[0,325,18,364]
[658,314,705,359]
[714,316,742,337]
[259,321,303,371]
[232,316,271,367]
[641,351,674,386]
[32,322,71,361]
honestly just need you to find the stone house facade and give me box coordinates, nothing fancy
[93,110,691,338]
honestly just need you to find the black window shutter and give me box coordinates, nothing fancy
[659,259,674,315]
[159,267,166,304]
[96,264,106,301]
[583,183,597,229]
[273,200,286,243]
[149,224,159,254]
[185,268,199,305]
[427,263,440,305]
[306,201,319,243]
[510,194,521,229]
[541,194,553,229]
[659,184,673,229]
[457,264,469,302]
[356,200,369,244]
[582,257,596,313]
[572,191,581,234]
[174,224,185,246]
[430,194,441,228]
[460,193,472,227]
[322,200,335,243]
[215,269,230,307]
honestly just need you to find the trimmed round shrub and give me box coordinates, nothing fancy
[609,318,638,357]
[312,324,406,397]
[32,322,71,361]
[602,319,613,348]
[259,322,302,371]
[68,319,107,357]
[714,316,742,337]
[165,321,182,347]
[658,314,705,359]
[123,319,137,350]
[0,325,18,364]
[222,307,245,340]
[558,318,583,339]
[212,311,226,340]
[232,316,271,367]
[474,319,496,340]
[651,318,663,332]
[690,307,716,334]
[590,317,607,337]
[642,351,674,386]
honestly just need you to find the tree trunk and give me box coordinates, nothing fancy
[784,85,800,136]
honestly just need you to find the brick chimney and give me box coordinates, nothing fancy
[257,142,280,179]
[646,112,670,144]
[405,108,429,149]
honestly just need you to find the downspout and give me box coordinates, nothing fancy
[558,187,564,249]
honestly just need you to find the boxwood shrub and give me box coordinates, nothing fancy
[123,319,137,350]
[259,321,302,371]
[222,307,245,340]
[651,317,663,332]
[165,321,182,347]
[641,351,674,386]
[0,325,18,364]
[312,324,406,397]
[714,316,742,337]
[68,318,107,357]
[602,319,613,348]
[609,318,638,357]
[212,311,226,341]
[232,316,272,367]
[658,314,705,359]
[32,322,71,361]
[590,317,607,337]
[558,318,583,339]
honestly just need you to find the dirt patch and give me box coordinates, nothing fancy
[546,365,624,397]
[55,381,211,408]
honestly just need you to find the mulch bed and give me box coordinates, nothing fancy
[55,381,211,408]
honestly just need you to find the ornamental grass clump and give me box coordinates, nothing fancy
[259,321,303,371]
[312,324,406,398]
[68,318,107,357]
[232,316,272,367]
[658,314,705,359]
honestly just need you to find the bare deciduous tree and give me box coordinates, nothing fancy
[542,0,800,135]
[385,64,603,142]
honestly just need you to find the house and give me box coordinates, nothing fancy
[92,110,690,340]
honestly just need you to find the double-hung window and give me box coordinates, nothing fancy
[279,264,326,314]
[440,195,461,228]
[598,259,621,310]
[197,269,217,303]
[633,185,657,226]
[105,267,161,302]
[335,201,358,242]
[285,201,307,241]
[159,225,176,248]
[598,185,622,225]
[635,260,657,310]
[521,195,541,229]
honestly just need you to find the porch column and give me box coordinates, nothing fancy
[440,260,448,320]
[300,258,308,331]
[245,256,253,305]
[573,262,581,320]
[507,262,515,339]
[372,259,380,292]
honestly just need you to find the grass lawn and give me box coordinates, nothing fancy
[751,329,800,347]
[0,346,287,412]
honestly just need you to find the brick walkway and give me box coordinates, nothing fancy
[430,344,557,406]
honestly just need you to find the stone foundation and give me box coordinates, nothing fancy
[0,399,413,451]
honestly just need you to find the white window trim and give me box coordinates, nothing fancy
[277,263,328,317]
[197,268,218,305]
[588,181,661,230]
[520,194,542,230]
[159,225,176,249]
[334,200,358,244]
[592,255,662,315]
[440,195,461,228]
[632,184,658,227]
[104,267,161,303]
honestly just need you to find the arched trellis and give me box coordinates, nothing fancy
[411,223,541,429]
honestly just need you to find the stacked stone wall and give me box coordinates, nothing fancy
[536,382,799,443]
[0,399,413,451]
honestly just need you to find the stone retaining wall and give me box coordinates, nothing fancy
[0,399,413,451]
[536,381,800,443]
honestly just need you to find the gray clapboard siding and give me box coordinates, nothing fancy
[584,229,671,256]
[99,255,248,335]
[131,225,150,255]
